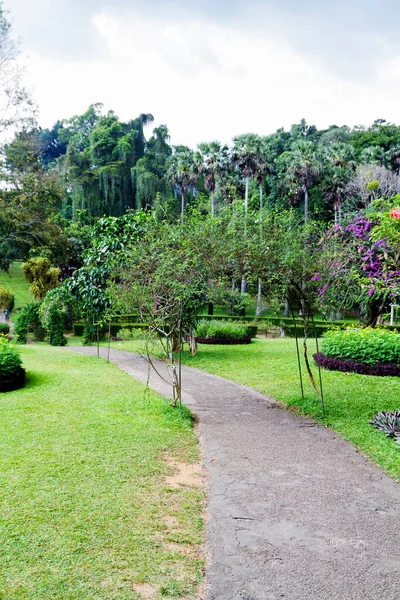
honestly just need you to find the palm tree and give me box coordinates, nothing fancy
[321,143,355,222]
[232,134,264,214]
[286,140,321,224]
[197,141,229,217]
[166,148,197,223]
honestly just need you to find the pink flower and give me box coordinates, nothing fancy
[367,287,375,296]
[390,207,400,219]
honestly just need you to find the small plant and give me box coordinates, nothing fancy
[370,411,400,438]
[321,327,400,366]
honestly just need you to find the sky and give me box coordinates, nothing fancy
[6,0,400,146]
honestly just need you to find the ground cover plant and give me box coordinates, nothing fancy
[0,346,204,599]
[176,339,400,480]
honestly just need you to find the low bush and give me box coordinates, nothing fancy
[0,323,10,335]
[313,352,400,377]
[195,319,248,340]
[321,327,400,366]
[0,337,25,392]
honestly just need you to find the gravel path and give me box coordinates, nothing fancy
[68,346,400,600]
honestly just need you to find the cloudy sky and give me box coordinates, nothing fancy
[6,0,400,146]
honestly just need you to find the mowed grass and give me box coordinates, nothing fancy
[0,346,204,599]
[178,338,400,481]
[0,261,33,310]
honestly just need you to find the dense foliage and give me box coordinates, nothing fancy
[195,319,248,340]
[370,411,400,439]
[320,328,400,366]
[0,336,22,376]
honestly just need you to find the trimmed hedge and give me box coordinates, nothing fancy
[195,336,252,345]
[313,353,400,377]
[73,322,144,337]
[321,327,400,366]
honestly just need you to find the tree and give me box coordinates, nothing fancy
[0,3,36,132]
[283,140,322,224]
[166,148,198,223]
[197,141,229,217]
[22,257,60,301]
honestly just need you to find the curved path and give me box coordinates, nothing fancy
[68,347,400,600]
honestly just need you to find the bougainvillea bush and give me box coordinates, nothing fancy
[316,197,400,325]
[320,327,400,366]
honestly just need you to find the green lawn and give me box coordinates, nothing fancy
[0,346,204,599]
[99,336,400,481]
[0,261,33,311]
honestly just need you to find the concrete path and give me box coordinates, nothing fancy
[68,347,400,600]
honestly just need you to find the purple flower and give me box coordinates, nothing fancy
[311,273,321,281]
[367,288,375,296]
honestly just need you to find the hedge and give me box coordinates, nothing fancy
[195,336,252,345]
[313,353,400,377]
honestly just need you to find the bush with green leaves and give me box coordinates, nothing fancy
[0,336,22,376]
[40,288,68,346]
[321,327,400,366]
[14,303,46,344]
[195,319,248,340]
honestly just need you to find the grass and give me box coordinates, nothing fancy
[98,335,400,481]
[0,346,204,599]
[0,261,33,311]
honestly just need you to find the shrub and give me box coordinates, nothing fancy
[116,327,147,340]
[0,337,22,376]
[370,411,400,438]
[14,303,46,344]
[321,327,400,366]
[0,323,10,335]
[195,319,248,340]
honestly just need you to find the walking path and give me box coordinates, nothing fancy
[68,347,400,600]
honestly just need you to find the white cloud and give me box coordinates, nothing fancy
[18,6,400,146]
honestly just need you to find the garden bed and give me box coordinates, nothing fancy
[313,352,400,377]
[0,367,26,392]
[195,336,251,345]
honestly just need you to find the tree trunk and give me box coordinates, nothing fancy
[239,275,246,317]
[259,183,263,213]
[211,193,215,218]
[181,192,185,224]
[284,298,290,318]
[208,302,214,316]
[304,187,309,224]
[245,176,249,213]
[256,278,263,317]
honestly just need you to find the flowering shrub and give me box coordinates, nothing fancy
[320,327,400,366]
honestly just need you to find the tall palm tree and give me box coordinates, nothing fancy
[197,141,229,217]
[232,134,264,214]
[286,140,321,224]
[166,148,197,223]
